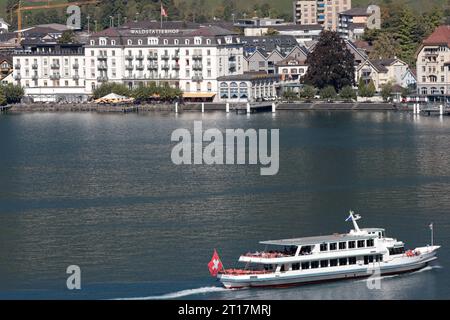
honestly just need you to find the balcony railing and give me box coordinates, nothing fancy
[125,65,134,70]
[161,54,170,60]
[73,75,80,80]
[73,63,79,69]
[32,74,38,80]
[97,54,107,60]
[97,64,108,70]
[173,64,180,70]
[125,54,133,60]
[50,74,60,80]
[192,54,203,59]
[14,64,21,69]
[193,63,202,70]
[192,75,203,81]
[32,64,38,69]
[161,64,170,70]
[135,54,144,60]
[50,63,60,69]
[172,53,180,59]
[147,64,158,70]
[14,74,21,80]
[136,65,145,70]
[147,55,158,60]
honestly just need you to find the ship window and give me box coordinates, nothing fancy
[348,241,355,249]
[311,261,319,269]
[339,258,348,266]
[329,243,337,251]
[320,243,328,251]
[330,259,338,267]
[357,240,365,248]
[348,257,357,265]
[301,262,310,270]
[292,263,300,270]
[339,242,346,250]
[388,247,405,255]
[364,256,369,264]
[320,260,328,268]
[368,255,374,263]
[366,239,374,247]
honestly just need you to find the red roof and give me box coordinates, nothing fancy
[423,25,450,46]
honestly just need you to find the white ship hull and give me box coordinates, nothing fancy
[218,246,439,289]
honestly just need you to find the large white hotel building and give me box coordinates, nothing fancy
[12,22,248,102]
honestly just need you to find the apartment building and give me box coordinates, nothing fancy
[293,0,351,31]
[416,25,450,98]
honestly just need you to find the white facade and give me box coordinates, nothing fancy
[12,25,246,102]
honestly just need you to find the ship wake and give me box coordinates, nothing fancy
[114,286,231,300]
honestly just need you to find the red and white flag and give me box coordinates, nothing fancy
[161,3,168,17]
[208,249,223,277]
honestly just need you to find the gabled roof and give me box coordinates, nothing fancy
[423,25,450,47]
[187,25,238,36]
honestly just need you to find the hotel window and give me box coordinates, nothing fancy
[348,241,355,249]
[320,243,328,251]
[366,239,374,247]
[186,82,190,92]
[339,242,346,250]
[239,82,248,98]
[65,80,68,86]
[207,58,211,66]
[441,76,445,82]
[330,259,338,267]
[91,50,94,56]
[44,81,47,86]
[329,243,337,251]
[207,82,212,92]
[311,261,319,269]
[207,69,211,77]
[220,82,228,98]
[230,82,238,98]
[348,257,357,265]
[196,82,201,92]
[357,240,365,248]
[301,262,310,270]
[186,69,190,77]
[128,40,132,45]
[339,258,348,266]
[320,260,328,268]
[112,40,116,46]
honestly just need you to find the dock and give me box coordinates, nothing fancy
[416,104,450,116]
[0,105,11,113]
[233,102,276,114]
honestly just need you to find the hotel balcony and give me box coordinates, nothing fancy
[192,54,203,60]
[147,64,158,70]
[14,74,21,80]
[125,65,134,70]
[73,63,79,69]
[50,74,60,80]
[97,53,107,60]
[192,75,203,81]
[50,63,60,69]
[97,64,108,70]
[172,52,180,59]
[125,54,133,60]
[147,55,158,60]
[32,64,38,69]
[173,64,180,70]
[97,76,108,82]
[73,75,80,80]
[161,64,170,70]
[136,65,145,70]
[32,74,38,80]
[192,63,203,70]
[161,54,170,60]
[14,64,21,69]
[135,54,144,60]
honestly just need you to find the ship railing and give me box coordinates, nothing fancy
[221,269,274,275]
[242,251,293,259]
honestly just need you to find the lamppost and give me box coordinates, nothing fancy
[135,12,139,22]
[232,13,235,24]
[94,20,98,32]
[87,15,90,34]
[109,15,113,28]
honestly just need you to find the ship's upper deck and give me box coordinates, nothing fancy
[259,232,377,247]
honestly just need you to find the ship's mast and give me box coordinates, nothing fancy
[347,210,363,234]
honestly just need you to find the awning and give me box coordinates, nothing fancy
[183,92,216,98]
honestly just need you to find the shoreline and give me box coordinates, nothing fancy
[2,102,400,113]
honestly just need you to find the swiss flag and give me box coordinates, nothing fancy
[208,249,223,276]
[161,4,168,17]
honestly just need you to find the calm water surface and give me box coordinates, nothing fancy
[0,111,448,299]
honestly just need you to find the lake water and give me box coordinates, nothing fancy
[0,111,448,300]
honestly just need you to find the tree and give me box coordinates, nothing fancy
[0,92,7,106]
[265,28,279,36]
[319,86,337,101]
[93,82,131,99]
[358,79,375,98]
[282,89,298,102]
[369,32,400,60]
[380,82,393,101]
[300,85,316,101]
[0,84,24,104]
[58,30,78,44]
[339,85,356,101]
[304,31,355,91]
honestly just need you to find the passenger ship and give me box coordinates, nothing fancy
[217,211,440,289]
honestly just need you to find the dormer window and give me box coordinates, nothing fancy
[90,40,95,45]
[127,39,132,45]
[111,40,116,45]
[99,38,106,45]
[174,39,179,45]
[194,37,202,45]
[138,39,143,45]
[185,39,190,45]
[206,39,211,45]
[164,39,168,45]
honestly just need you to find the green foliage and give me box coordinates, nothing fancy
[304,31,355,92]
[131,82,182,102]
[265,28,279,36]
[299,85,316,101]
[319,86,337,101]
[358,79,376,98]
[0,91,6,106]
[369,33,400,60]
[282,89,298,102]
[339,85,356,101]
[58,30,78,44]
[0,84,24,104]
[92,82,131,99]
[380,82,393,101]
